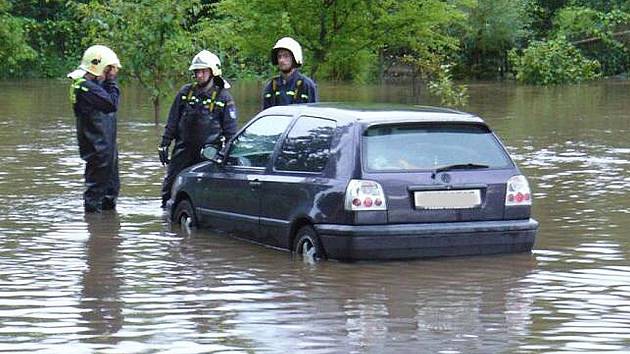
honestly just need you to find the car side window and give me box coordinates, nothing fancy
[227,115,293,168]
[275,116,337,173]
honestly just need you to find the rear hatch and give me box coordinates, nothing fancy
[361,122,516,223]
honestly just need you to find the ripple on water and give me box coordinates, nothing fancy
[1,80,630,353]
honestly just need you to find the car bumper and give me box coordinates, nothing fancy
[315,218,539,261]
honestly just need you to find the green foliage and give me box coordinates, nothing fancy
[204,0,383,81]
[205,0,465,80]
[509,37,602,85]
[553,6,630,76]
[380,0,469,105]
[427,66,469,108]
[2,0,627,95]
[553,6,600,38]
[553,6,630,41]
[458,0,533,79]
[204,0,468,106]
[528,0,568,40]
[6,0,83,77]
[0,0,36,77]
[404,53,468,107]
[75,0,202,122]
[468,0,532,52]
[23,18,83,77]
[569,0,629,12]
[380,0,465,58]
[376,0,470,104]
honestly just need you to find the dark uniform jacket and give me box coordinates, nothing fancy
[159,78,238,205]
[161,79,238,149]
[71,78,120,162]
[262,70,318,110]
[70,77,120,210]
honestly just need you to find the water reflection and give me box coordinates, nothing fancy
[80,211,123,341]
[0,79,629,352]
[166,231,538,353]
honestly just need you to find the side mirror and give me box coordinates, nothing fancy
[201,145,222,163]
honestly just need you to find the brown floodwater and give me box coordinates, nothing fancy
[0,78,629,353]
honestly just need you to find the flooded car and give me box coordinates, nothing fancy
[167,103,538,261]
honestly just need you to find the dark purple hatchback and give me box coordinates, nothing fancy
[167,103,538,261]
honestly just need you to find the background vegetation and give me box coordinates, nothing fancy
[2,0,630,112]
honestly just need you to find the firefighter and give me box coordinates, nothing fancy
[262,37,318,110]
[68,45,122,213]
[158,50,238,208]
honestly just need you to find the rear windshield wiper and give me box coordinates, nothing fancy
[431,163,489,178]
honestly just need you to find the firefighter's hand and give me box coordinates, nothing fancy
[158,145,170,166]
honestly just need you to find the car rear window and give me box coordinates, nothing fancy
[363,123,513,171]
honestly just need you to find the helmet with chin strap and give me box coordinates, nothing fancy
[271,37,303,67]
[189,50,222,76]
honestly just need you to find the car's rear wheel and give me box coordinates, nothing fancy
[293,226,325,263]
[174,199,197,233]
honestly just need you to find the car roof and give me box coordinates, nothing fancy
[259,102,485,125]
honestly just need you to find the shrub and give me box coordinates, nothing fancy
[427,66,468,108]
[509,37,601,85]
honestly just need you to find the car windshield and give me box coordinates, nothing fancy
[363,123,513,171]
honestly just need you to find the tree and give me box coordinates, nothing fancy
[378,0,469,106]
[508,37,601,84]
[569,0,629,12]
[75,0,203,123]
[459,0,533,79]
[553,6,630,75]
[529,0,568,39]
[204,0,467,104]
[7,0,84,77]
[0,0,36,77]
[204,0,382,81]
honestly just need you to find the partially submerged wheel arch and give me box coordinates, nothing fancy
[288,216,314,251]
[292,224,327,261]
[172,191,192,221]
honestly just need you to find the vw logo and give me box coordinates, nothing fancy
[440,173,451,184]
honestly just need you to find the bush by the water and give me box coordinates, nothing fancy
[509,38,602,85]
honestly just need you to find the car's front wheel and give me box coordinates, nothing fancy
[293,226,325,263]
[173,199,197,233]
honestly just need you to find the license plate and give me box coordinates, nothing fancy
[414,189,481,209]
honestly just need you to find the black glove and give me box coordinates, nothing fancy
[158,145,170,166]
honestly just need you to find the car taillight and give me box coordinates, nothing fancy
[345,180,387,211]
[505,175,532,206]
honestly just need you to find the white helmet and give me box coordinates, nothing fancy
[271,37,303,67]
[189,50,222,76]
[68,45,121,79]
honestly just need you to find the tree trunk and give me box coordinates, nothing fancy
[378,49,385,84]
[572,30,630,45]
[153,96,160,125]
[412,67,419,98]
[310,60,320,81]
